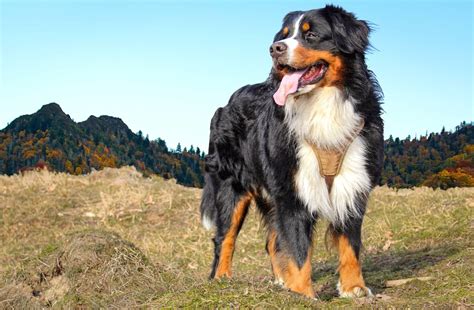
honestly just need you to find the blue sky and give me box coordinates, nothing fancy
[1,0,472,151]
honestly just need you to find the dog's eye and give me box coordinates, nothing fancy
[305,32,318,40]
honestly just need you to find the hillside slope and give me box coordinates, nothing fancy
[0,103,204,187]
[0,167,472,307]
[383,122,473,188]
[1,103,472,189]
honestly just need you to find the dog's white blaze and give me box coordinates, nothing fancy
[286,87,371,226]
[277,14,303,61]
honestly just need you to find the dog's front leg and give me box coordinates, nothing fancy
[267,200,315,298]
[329,219,373,298]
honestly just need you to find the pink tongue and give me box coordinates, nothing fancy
[273,70,306,106]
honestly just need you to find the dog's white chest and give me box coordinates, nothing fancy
[294,137,370,225]
[285,87,371,226]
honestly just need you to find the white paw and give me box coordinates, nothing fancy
[337,281,373,298]
[273,277,285,287]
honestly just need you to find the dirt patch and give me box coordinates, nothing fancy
[4,230,171,308]
[0,283,42,309]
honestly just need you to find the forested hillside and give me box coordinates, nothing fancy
[1,103,472,189]
[383,122,473,188]
[0,103,204,187]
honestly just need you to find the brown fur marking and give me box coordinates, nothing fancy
[302,22,310,32]
[292,48,344,87]
[278,249,314,297]
[336,235,366,293]
[267,230,283,281]
[269,237,314,298]
[215,193,252,278]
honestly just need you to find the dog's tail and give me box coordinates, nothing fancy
[200,108,225,230]
[200,149,219,230]
[200,173,218,230]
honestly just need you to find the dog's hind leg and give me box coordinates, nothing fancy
[210,180,252,279]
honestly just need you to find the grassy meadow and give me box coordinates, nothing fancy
[0,167,472,308]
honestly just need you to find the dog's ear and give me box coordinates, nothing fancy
[323,5,370,54]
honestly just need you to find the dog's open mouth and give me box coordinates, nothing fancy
[274,61,328,106]
[278,61,328,87]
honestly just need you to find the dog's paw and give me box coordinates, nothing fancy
[272,277,285,287]
[272,278,317,300]
[337,282,373,298]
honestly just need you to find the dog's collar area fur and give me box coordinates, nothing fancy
[307,120,365,192]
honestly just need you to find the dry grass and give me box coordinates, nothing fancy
[0,167,473,308]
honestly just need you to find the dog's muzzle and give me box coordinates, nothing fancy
[269,42,288,59]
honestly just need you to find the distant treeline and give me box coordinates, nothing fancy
[0,103,472,189]
[383,121,473,189]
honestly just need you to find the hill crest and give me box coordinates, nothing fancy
[0,103,472,189]
[0,103,204,187]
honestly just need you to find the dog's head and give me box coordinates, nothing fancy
[271,5,370,105]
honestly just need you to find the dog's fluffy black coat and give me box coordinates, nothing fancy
[200,5,383,297]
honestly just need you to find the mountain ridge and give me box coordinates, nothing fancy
[5,103,77,133]
[0,103,472,189]
[0,103,204,187]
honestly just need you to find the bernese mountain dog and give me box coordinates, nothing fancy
[200,5,383,299]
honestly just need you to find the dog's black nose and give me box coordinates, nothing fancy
[270,42,287,57]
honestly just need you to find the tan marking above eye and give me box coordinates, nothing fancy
[302,22,310,32]
[282,27,289,36]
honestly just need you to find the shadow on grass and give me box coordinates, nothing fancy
[312,243,461,301]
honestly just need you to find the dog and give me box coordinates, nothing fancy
[200,5,383,299]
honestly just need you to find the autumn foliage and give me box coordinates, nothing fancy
[422,144,474,189]
[0,103,204,187]
[383,122,473,189]
[0,103,472,189]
